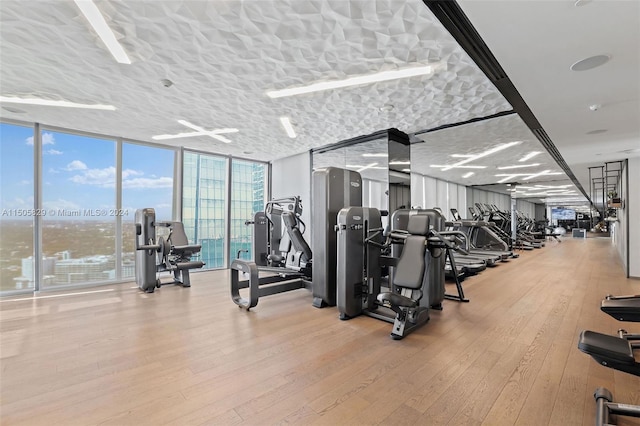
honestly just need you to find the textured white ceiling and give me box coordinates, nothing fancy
[0,0,512,163]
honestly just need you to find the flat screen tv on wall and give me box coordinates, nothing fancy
[551,207,576,221]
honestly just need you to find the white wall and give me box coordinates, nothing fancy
[411,173,467,220]
[271,151,311,232]
[627,157,640,278]
[466,187,510,216]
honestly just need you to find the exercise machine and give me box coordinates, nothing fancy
[577,295,640,425]
[336,207,457,339]
[230,196,313,310]
[311,167,362,308]
[134,208,205,293]
[389,208,469,303]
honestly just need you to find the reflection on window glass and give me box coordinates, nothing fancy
[182,152,227,269]
[41,131,116,288]
[121,142,175,278]
[0,123,35,292]
[230,159,267,261]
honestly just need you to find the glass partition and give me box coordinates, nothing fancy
[182,152,228,269]
[121,142,175,278]
[0,123,35,292]
[41,130,116,288]
[230,159,267,261]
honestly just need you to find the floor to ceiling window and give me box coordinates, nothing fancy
[230,159,267,261]
[121,142,175,278]
[183,152,228,269]
[0,123,35,292]
[41,130,117,288]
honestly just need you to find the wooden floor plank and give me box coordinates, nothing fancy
[1,237,639,425]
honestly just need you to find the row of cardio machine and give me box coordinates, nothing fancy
[229,167,528,340]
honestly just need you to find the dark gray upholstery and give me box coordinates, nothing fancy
[282,211,312,261]
[168,222,201,257]
[407,214,430,235]
[578,330,635,365]
[393,235,427,290]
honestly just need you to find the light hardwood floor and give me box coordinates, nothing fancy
[1,237,639,425]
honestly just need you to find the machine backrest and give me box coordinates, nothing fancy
[393,215,430,290]
[168,222,190,246]
[282,211,312,261]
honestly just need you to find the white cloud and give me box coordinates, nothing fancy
[48,168,60,174]
[122,177,173,189]
[20,180,31,185]
[65,160,88,171]
[45,149,63,155]
[70,166,116,186]
[67,165,172,189]
[25,132,55,146]
[122,168,143,179]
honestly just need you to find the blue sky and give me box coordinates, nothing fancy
[1,123,174,220]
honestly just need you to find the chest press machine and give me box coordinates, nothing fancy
[336,207,460,340]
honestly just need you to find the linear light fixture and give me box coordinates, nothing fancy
[497,174,519,183]
[279,117,296,138]
[152,120,239,143]
[430,165,487,169]
[0,96,116,110]
[356,162,379,173]
[497,163,540,170]
[362,153,388,158]
[522,170,562,181]
[518,151,541,162]
[74,0,131,64]
[450,154,474,158]
[462,172,474,178]
[266,63,442,98]
[441,141,522,171]
[389,161,410,165]
[345,165,386,170]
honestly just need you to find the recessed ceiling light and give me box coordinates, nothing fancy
[586,129,608,135]
[462,172,474,178]
[279,117,296,138]
[379,104,395,112]
[74,0,131,64]
[266,62,444,98]
[0,95,116,110]
[243,151,253,155]
[570,54,610,71]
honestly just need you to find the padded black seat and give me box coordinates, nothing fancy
[381,293,418,309]
[601,297,640,322]
[578,330,640,377]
